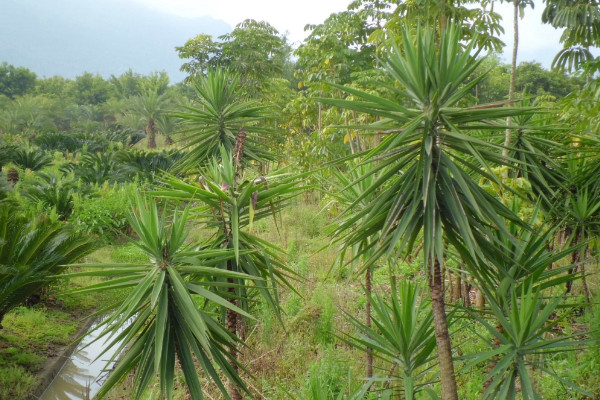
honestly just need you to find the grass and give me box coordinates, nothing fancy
[8,197,599,400]
[0,244,133,399]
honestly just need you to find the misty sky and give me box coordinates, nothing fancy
[129,0,567,68]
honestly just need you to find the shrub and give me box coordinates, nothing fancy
[72,183,136,241]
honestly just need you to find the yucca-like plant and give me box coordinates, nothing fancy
[156,146,306,399]
[344,281,438,400]
[462,286,591,400]
[68,195,256,400]
[322,24,534,400]
[454,216,591,400]
[173,68,274,170]
[0,201,95,328]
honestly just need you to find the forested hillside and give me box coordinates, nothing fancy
[1,1,600,400]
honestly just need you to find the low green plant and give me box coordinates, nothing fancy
[67,194,255,400]
[11,148,53,171]
[72,183,135,241]
[0,366,37,399]
[21,172,75,220]
[344,281,438,400]
[0,201,96,329]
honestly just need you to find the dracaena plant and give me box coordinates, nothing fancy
[344,281,438,400]
[67,194,256,400]
[154,145,306,399]
[321,23,534,400]
[172,68,274,171]
[454,213,592,400]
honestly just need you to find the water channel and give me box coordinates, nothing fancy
[40,318,125,400]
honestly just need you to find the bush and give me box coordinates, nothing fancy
[72,183,136,242]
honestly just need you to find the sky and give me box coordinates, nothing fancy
[129,0,567,68]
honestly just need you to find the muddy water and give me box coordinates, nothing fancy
[40,318,125,400]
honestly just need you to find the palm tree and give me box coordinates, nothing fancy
[127,91,171,149]
[323,25,532,400]
[0,201,95,328]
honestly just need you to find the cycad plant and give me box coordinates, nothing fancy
[11,147,53,171]
[68,195,254,400]
[0,201,95,328]
[323,24,534,400]
[127,90,172,149]
[114,149,186,183]
[61,152,121,186]
[22,172,76,220]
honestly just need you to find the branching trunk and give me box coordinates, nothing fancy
[429,257,459,400]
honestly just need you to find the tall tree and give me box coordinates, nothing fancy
[324,25,531,400]
[502,0,534,160]
[0,63,36,99]
[542,0,600,73]
[176,20,291,97]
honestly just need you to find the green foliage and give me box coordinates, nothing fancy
[115,148,186,182]
[313,287,336,345]
[0,366,37,399]
[542,0,600,73]
[61,152,120,185]
[72,184,135,241]
[345,282,437,400]
[173,69,274,168]
[67,195,254,400]
[21,172,75,220]
[11,148,53,171]
[157,147,306,316]
[0,63,36,99]
[176,19,291,94]
[0,201,96,327]
[66,72,115,105]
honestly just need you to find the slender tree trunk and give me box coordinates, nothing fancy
[429,257,459,400]
[365,266,373,378]
[447,267,453,302]
[484,323,504,393]
[583,245,593,315]
[566,230,580,294]
[226,260,243,400]
[502,0,519,163]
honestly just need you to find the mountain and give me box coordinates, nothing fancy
[0,0,231,82]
